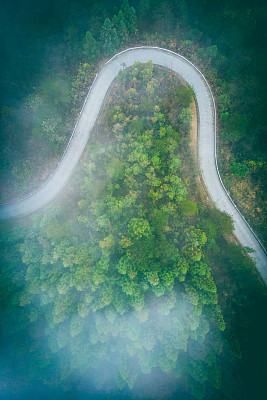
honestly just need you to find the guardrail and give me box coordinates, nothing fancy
[0,46,266,261]
[0,73,99,207]
[107,46,267,256]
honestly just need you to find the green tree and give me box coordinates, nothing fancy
[175,85,193,108]
[128,218,151,239]
[101,18,120,56]
[83,31,100,62]
[180,199,198,216]
[120,0,137,34]
[113,11,129,44]
[230,162,249,178]
[178,108,192,132]
[42,117,63,144]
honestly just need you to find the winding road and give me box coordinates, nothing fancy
[0,47,266,283]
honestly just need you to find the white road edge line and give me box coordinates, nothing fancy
[1,46,266,283]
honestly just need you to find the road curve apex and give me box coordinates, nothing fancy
[0,46,266,283]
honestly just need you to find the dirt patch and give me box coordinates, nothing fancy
[189,101,198,162]
[189,99,241,248]
[189,100,214,208]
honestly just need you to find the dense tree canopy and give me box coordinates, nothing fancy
[0,1,266,399]
[0,62,233,399]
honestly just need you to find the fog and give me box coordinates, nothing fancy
[1,1,266,399]
[0,266,216,399]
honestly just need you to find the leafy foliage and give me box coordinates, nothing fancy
[1,1,266,398]
[0,62,231,399]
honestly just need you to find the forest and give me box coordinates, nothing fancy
[0,1,266,399]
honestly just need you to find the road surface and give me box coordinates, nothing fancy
[0,47,266,282]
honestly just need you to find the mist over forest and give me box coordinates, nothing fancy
[0,1,266,399]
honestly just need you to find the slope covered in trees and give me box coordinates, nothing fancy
[1,62,265,400]
[0,1,266,399]
[1,0,265,248]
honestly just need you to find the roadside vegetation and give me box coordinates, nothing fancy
[0,0,266,247]
[1,61,266,400]
[0,1,266,399]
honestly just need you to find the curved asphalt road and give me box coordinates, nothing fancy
[0,47,266,283]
